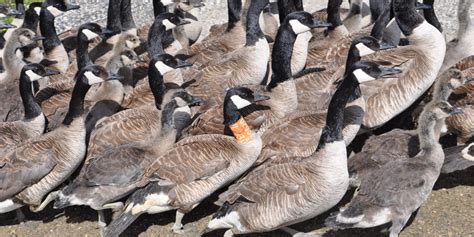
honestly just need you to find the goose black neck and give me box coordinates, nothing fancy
[394,0,424,36]
[245,0,268,46]
[223,98,241,128]
[106,0,122,36]
[277,0,304,23]
[370,0,389,22]
[327,0,343,30]
[370,3,392,40]
[76,35,92,70]
[161,99,178,131]
[19,72,42,119]
[40,8,61,53]
[120,0,136,31]
[266,21,296,90]
[0,35,5,50]
[317,73,358,149]
[16,0,25,18]
[423,0,442,32]
[147,19,172,56]
[22,7,40,32]
[227,0,242,31]
[62,75,91,125]
[153,1,168,17]
[148,66,166,109]
[345,45,361,70]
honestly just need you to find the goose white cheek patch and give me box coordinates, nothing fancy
[231,95,252,109]
[34,7,41,16]
[155,61,175,75]
[84,71,104,85]
[82,29,100,41]
[174,97,188,107]
[47,6,65,17]
[162,19,177,31]
[353,69,376,83]
[355,43,375,57]
[161,0,174,6]
[26,70,44,82]
[289,19,311,34]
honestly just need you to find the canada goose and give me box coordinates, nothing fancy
[0,19,17,73]
[186,0,270,102]
[206,61,393,237]
[422,0,443,33]
[440,0,473,72]
[0,63,58,157]
[184,11,332,136]
[343,0,371,33]
[53,92,202,231]
[177,0,245,66]
[39,0,80,73]
[0,4,22,18]
[256,38,400,166]
[325,100,463,237]
[103,86,269,236]
[0,64,118,215]
[441,143,474,174]
[82,54,194,168]
[361,0,446,129]
[93,31,141,70]
[1,28,44,122]
[347,68,471,188]
[173,0,205,47]
[2,0,25,41]
[262,0,279,41]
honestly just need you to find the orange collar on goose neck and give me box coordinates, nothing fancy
[229,117,252,142]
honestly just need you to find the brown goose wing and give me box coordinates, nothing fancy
[0,122,30,156]
[0,141,55,201]
[144,135,236,184]
[36,80,75,131]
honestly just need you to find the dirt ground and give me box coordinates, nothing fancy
[1,0,473,236]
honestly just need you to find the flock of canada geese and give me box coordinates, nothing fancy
[0,0,473,236]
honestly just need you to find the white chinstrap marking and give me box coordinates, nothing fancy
[25,70,44,82]
[155,61,175,75]
[46,6,65,17]
[82,29,100,41]
[289,19,311,34]
[355,43,375,57]
[84,71,105,85]
[163,19,177,31]
[353,69,376,83]
[230,95,252,109]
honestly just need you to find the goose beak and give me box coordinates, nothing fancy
[65,3,81,11]
[415,2,432,10]
[40,59,58,67]
[107,73,124,81]
[32,36,45,41]
[43,68,61,76]
[189,96,204,106]
[178,19,192,26]
[0,21,16,29]
[466,77,474,82]
[309,19,333,28]
[176,59,193,68]
[379,42,395,50]
[254,94,271,102]
[379,66,403,78]
[450,107,464,115]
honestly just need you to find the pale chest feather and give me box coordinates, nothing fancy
[291,32,312,74]
[46,46,70,73]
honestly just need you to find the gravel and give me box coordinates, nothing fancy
[1,0,472,237]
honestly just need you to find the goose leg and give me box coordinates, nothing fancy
[98,210,107,228]
[15,209,27,224]
[31,191,59,212]
[172,210,185,233]
[389,214,411,237]
[281,227,320,237]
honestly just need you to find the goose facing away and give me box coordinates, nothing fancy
[0,64,118,215]
[103,86,269,236]
[326,100,463,237]
[205,61,395,236]
[0,63,59,157]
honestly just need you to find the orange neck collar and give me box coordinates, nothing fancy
[229,117,252,142]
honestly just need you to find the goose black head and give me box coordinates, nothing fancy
[22,63,60,82]
[119,49,139,67]
[42,0,80,17]
[151,53,192,76]
[350,61,403,83]
[286,11,332,34]
[157,12,191,31]
[81,64,122,85]
[172,90,204,107]
[427,100,463,120]
[14,28,44,46]
[351,36,395,57]
[225,87,270,110]
[79,23,103,42]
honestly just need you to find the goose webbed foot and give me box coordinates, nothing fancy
[31,191,59,212]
